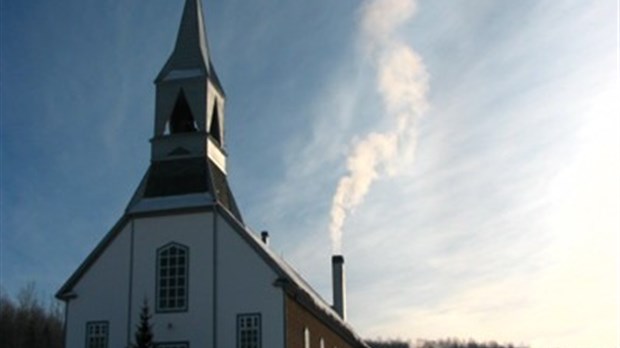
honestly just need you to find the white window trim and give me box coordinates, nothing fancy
[85,321,108,348]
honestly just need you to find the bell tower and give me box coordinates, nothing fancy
[127,0,241,221]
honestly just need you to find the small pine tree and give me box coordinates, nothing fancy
[133,299,154,348]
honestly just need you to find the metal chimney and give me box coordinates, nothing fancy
[332,255,346,320]
[260,231,269,246]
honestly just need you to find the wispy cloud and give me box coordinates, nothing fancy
[345,74,619,347]
[343,1,620,345]
[329,0,429,254]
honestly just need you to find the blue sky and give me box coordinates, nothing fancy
[2,0,619,347]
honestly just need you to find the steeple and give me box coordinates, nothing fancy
[155,0,224,93]
[126,0,241,221]
[158,0,209,77]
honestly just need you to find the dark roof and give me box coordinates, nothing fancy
[208,161,242,219]
[144,158,209,197]
[127,158,242,222]
[208,61,225,96]
[154,0,225,96]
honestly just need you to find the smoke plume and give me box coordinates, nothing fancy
[329,0,429,254]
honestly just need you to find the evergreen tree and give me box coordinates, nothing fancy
[133,299,154,348]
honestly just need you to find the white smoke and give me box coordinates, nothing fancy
[329,0,429,254]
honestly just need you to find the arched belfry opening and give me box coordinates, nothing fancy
[209,102,222,145]
[168,90,197,134]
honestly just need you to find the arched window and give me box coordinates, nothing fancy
[156,243,189,312]
[304,327,310,348]
[320,337,325,348]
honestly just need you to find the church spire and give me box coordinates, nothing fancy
[155,0,224,93]
[126,0,241,221]
[152,0,226,143]
[170,0,209,71]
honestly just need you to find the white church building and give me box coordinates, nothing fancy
[56,1,370,348]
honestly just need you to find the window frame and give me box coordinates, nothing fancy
[155,242,190,313]
[236,312,262,348]
[85,321,109,348]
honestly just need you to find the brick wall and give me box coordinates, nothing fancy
[285,295,355,348]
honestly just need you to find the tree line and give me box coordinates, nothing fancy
[2,284,529,348]
[0,284,64,348]
[416,338,528,348]
[366,338,529,348]
[0,284,157,348]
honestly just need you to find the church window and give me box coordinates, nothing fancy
[303,327,310,348]
[85,321,108,348]
[156,243,189,312]
[237,313,261,348]
[320,337,325,348]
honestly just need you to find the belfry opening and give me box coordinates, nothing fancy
[168,89,197,134]
[209,102,222,145]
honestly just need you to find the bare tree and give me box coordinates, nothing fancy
[416,338,527,348]
[366,338,411,348]
[0,284,63,348]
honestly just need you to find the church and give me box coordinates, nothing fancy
[55,1,370,348]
